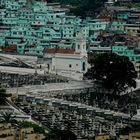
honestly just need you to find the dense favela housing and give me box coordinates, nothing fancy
[1,0,140,79]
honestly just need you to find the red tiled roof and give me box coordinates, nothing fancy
[43,48,75,54]
[96,16,110,21]
[3,45,17,52]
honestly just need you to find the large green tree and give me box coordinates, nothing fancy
[47,0,107,17]
[85,53,137,95]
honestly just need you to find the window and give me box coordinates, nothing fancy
[69,64,72,68]
[83,44,86,49]
[82,62,85,71]
[78,44,80,49]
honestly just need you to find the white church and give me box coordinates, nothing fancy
[44,33,89,80]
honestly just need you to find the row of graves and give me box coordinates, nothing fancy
[13,94,140,139]
[0,71,68,88]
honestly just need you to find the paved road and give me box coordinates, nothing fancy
[7,80,93,95]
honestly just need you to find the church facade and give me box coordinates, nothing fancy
[45,33,89,80]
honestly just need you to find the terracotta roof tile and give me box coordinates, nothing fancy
[3,45,17,52]
[43,48,75,54]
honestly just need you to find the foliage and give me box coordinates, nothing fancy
[47,0,107,17]
[1,112,16,123]
[85,53,137,95]
[44,128,77,140]
[20,121,45,134]
[119,124,140,135]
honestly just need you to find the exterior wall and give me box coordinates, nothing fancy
[0,123,16,140]
[112,45,140,62]
[6,38,22,46]
[58,71,84,80]
[125,25,140,36]
[0,129,15,136]
[0,37,5,46]
[0,136,15,140]
[117,12,130,20]
[95,134,110,140]
[62,24,75,39]
[88,20,109,31]
[111,21,126,31]
[76,25,89,39]
[112,45,128,53]
[75,33,87,55]
[20,128,34,140]
[129,131,140,140]
[119,135,129,140]
[25,46,44,56]
[52,55,86,73]
[75,41,86,54]
[17,44,26,54]
[5,1,19,11]
[20,128,44,140]
[115,132,140,140]
[25,133,44,140]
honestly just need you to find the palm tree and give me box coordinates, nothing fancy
[1,112,16,123]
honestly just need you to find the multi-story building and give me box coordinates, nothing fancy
[112,45,140,61]
[0,123,15,140]
[125,24,140,36]
[0,0,104,56]
[0,123,45,140]
[19,127,44,140]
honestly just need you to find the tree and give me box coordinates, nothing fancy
[1,112,16,123]
[20,121,45,134]
[47,0,107,17]
[85,53,137,95]
[44,129,77,140]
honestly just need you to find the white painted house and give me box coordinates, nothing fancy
[44,33,89,80]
